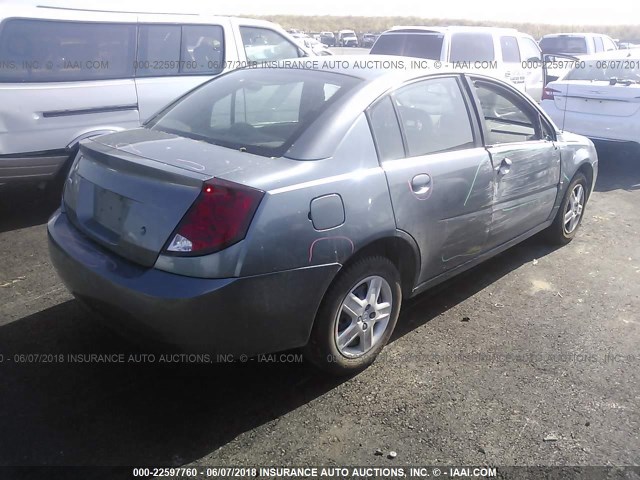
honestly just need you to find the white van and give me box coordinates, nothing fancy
[0,2,309,186]
[370,26,545,102]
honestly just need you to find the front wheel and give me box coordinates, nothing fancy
[546,172,589,244]
[303,256,402,376]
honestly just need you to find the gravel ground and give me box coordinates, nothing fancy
[0,144,638,475]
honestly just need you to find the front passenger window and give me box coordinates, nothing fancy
[473,80,540,145]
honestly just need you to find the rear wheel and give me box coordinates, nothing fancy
[303,256,402,375]
[546,172,588,244]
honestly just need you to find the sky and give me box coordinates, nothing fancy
[10,0,640,25]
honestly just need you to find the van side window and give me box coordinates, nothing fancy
[449,33,494,62]
[137,25,181,76]
[0,19,135,82]
[367,96,405,161]
[473,80,541,145]
[181,25,225,74]
[393,77,474,157]
[500,36,521,63]
[240,27,300,62]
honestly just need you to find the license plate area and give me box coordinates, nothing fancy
[94,187,129,234]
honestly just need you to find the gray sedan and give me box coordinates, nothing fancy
[48,57,598,375]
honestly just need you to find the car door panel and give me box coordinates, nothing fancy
[470,77,561,250]
[383,148,494,282]
[369,77,494,285]
[486,141,560,247]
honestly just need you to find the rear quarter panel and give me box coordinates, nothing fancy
[154,114,398,278]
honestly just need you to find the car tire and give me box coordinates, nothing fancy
[546,172,589,245]
[303,256,402,376]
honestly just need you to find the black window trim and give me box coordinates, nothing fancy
[465,75,557,147]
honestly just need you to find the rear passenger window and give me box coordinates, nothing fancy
[136,25,181,76]
[449,33,494,62]
[473,80,540,144]
[181,25,225,74]
[393,77,474,157]
[368,96,405,161]
[240,27,300,63]
[0,19,135,82]
[500,36,521,63]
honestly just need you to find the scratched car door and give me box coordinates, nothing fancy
[470,78,561,249]
[369,76,494,285]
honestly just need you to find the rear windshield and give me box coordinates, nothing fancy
[565,58,640,82]
[370,32,444,60]
[540,36,588,55]
[148,68,361,157]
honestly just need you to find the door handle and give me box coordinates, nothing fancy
[497,158,512,176]
[411,173,432,196]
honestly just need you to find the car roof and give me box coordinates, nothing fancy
[542,33,610,38]
[0,0,273,24]
[386,25,520,34]
[265,55,526,160]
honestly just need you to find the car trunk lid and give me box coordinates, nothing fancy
[63,129,284,267]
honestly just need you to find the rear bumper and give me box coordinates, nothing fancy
[48,210,340,355]
[0,150,69,185]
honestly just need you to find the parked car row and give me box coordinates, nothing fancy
[0,3,625,376]
[370,26,546,101]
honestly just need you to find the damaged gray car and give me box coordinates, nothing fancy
[48,57,598,375]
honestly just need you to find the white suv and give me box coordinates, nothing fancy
[0,1,309,187]
[371,26,545,101]
[540,33,618,56]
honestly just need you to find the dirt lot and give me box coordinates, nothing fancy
[0,144,639,475]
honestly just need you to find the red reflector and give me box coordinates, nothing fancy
[542,87,560,101]
[165,179,264,255]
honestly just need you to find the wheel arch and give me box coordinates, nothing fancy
[340,232,421,298]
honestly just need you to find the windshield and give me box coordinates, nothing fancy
[564,58,640,82]
[371,32,444,60]
[147,68,361,157]
[540,36,588,55]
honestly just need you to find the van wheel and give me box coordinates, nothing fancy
[303,256,402,375]
[546,173,588,245]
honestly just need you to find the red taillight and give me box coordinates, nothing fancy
[542,87,560,101]
[165,178,264,256]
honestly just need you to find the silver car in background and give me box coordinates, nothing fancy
[48,57,598,375]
